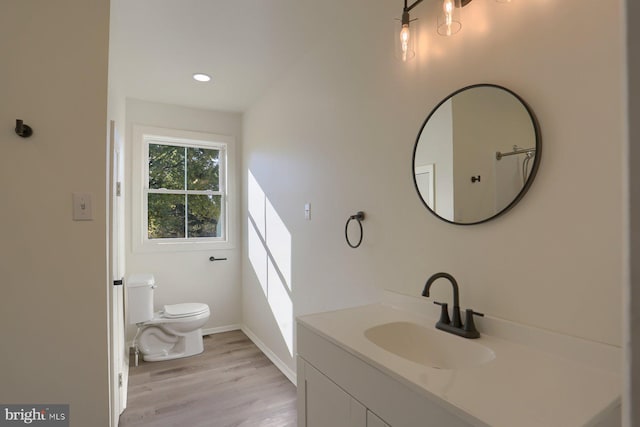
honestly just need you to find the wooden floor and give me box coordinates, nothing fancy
[119,330,297,427]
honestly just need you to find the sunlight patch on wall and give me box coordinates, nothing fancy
[248,172,266,237]
[266,198,292,289]
[268,257,293,350]
[248,217,268,297]
[247,170,293,355]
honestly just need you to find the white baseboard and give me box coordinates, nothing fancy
[202,324,241,336]
[241,325,297,385]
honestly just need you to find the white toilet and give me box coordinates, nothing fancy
[127,274,210,362]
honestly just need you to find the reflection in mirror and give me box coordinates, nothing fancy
[413,84,540,225]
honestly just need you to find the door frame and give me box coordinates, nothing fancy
[108,120,127,426]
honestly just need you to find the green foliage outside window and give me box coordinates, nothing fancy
[147,143,223,239]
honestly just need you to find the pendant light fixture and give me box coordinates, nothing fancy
[396,0,508,61]
[437,0,462,36]
[395,0,423,62]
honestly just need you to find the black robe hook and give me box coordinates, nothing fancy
[15,120,33,138]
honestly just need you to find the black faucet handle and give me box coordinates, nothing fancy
[433,301,451,325]
[463,309,484,338]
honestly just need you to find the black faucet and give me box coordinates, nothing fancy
[422,272,484,339]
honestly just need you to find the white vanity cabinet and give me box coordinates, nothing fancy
[296,302,621,427]
[297,322,474,427]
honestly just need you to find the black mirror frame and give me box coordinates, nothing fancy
[412,83,542,225]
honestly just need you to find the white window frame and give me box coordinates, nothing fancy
[132,125,236,252]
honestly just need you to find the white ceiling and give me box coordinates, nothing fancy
[110,0,342,113]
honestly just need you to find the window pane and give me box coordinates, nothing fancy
[188,195,222,237]
[148,194,185,239]
[149,144,185,190]
[187,147,220,191]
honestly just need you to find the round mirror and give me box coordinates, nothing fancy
[412,84,541,225]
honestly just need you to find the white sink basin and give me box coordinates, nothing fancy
[299,302,621,427]
[364,321,495,370]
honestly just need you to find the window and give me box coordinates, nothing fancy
[133,126,235,251]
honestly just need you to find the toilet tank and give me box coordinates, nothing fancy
[127,274,156,324]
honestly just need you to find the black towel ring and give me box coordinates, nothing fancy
[345,211,365,249]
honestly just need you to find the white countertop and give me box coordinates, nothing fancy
[297,298,621,427]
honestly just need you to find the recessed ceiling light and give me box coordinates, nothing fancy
[192,73,212,82]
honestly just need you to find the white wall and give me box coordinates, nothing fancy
[0,1,111,425]
[125,100,243,337]
[242,0,625,377]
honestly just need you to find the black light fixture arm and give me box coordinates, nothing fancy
[403,0,424,24]
[404,0,425,12]
[403,0,473,19]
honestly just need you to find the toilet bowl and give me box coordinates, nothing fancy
[137,303,210,362]
[127,275,211,362]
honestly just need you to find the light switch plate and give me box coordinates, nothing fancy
[72,192,93,221]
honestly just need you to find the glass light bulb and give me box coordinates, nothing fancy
[443,0,454,14]
[400,24,411,62]
[443,0,454,36]
[437,0,461,37]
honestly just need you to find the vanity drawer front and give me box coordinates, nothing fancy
[302,361,366,427]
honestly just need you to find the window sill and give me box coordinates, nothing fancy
[133,238,235,253]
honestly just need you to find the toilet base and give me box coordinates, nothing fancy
[142,346,204,362]
[138,326,205,362]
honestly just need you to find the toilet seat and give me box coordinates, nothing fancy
[162,303,209,319]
